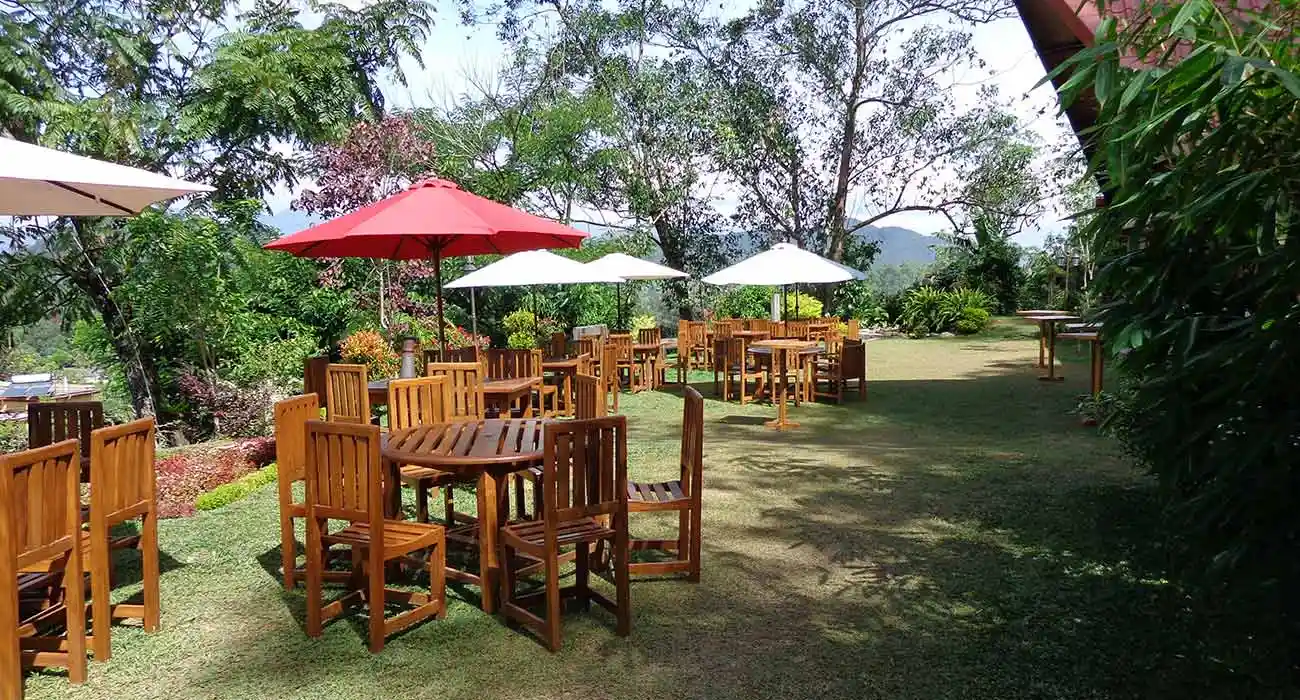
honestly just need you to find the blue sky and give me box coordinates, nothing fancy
[270,7,1077,247]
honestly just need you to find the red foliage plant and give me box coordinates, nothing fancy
[155,437,277,518]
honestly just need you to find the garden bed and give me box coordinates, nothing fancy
[156,437,275,518]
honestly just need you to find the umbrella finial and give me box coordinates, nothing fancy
[409,177,461,191]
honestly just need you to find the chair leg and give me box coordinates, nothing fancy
[141,510,161,632]
[688,500,702,583]
[499,540,515,613]
[280,511,297,591]
[430,537,447,620]
[513,475,526,520]
[613,522,631,637]
[575,542,591,610]
[416,482,430,523]
[545,554,562,652]
[443,486,456,526]
[64,556,87,683]
[90,532,112,661]
[305,518,324,638]
[368,547,385,654]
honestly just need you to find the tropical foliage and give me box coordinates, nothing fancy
[1058,0,1300,681]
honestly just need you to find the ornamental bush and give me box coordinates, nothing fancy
[1060,1,1300,682]
[339,329,399,378]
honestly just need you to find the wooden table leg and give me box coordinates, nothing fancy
[1037,322,1048,368]
[476,471,501,613]
[1039,323,1064,382]
[766,349,799,430]
[1091,341,1103,395]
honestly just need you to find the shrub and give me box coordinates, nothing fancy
[714,286,772,318]
[629,314,656,334]
[858,305,890,328]
[503,308,564,349]
[782,291,823,320]
[899,287,958,335]
[339,329,399,378]
[155,437,276,518]
[195,464,278,511]
[174,369,273,441]
[948,287,996,313]
[954,307,991,335]
[0,421,25,452]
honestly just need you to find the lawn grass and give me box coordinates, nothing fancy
[28,322,1232,699]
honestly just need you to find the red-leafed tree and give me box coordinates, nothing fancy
[295,115,442,324]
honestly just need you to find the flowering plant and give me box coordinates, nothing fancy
[339,329,400,377]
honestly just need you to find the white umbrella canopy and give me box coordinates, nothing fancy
[445,249,622,288]
[702,243,866,286]
[583,252,688,281]
[0,137,213,216]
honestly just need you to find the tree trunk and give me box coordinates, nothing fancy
[827,0,867,264]
[94,291,163,418]
[653,216,694,320]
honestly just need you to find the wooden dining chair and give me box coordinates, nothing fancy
[26,399,103,477]
[388,377,461,524]
[325,363,369,424]
[303,355,330,407]
[499,416,631,652]
[846,318,860,339]
[549,332,570,359]
[573,374,606,420]
[637,328,661,345]
[783,319,810,340]
[599,343,620,414]
[821,338,867,402]
[712,336,756,403]
[85,417,160,661]
[608,333,641,393]
[426,362,486,419]
[276,394,328,590]
[1,440,87,693]
[303,420,446,653]
[627,387,703,579]
[713,320,736,339]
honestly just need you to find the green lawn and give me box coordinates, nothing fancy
[30,322,1220,699]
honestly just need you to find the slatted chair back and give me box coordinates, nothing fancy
[637,327,661,345]
[608,334,634,363]
[1,440,81,573]
[599,342,617,382]
[842,339,867,384]
[770,321,786,338]
[687,320,709,349]
[550,332,570,359]
[713,320,736,339]
[577,336,602,362]
[88,418,157,524]
[846,318,860,339]
[573,374,606,420]
[715,336,749,369]
[0,438,87,690]
[426,362,486,419]
[303,421,383,526]
[784,319,810,339]
[541,416,627,525]
[388,376,451,431]
[325,363,369,424]
[679,387,704,498]
[824,333,846,358]
[749,319,771,335]
[26,400,103,470]
[304,356,330,406]
[436,346,480,364]
[575,353,594,375]
[676,320,690,346]
[274,394,318,493]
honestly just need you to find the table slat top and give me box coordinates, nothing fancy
[384,419,546,469]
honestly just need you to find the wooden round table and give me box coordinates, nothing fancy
[383,419,546,612]
[748,340,821,430]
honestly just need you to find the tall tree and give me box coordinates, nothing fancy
[0,0,431,416]
[678,0,1015,259]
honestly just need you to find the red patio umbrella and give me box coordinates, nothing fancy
[265,178,589,350]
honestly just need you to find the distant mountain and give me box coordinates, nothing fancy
[260,209,320,235]
[853,224,940,266]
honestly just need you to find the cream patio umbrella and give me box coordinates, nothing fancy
[583,253,689,329]
[702,243,865,318]
[0,137,213,215]
[445,249,623,337]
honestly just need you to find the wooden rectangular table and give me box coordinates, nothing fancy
[1016,310,1071,368]
[1057,330,1103,396]
[541,357,582,416]
[1022,314,1081,381]
[748,339,820,430]
[484,378,537,417]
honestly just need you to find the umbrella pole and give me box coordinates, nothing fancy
[795,283,800,318]
[782,284,788,320]
[434,246,446,355]
[533,290,539,345]
[469,287,478,342]
[617,282,623,330]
